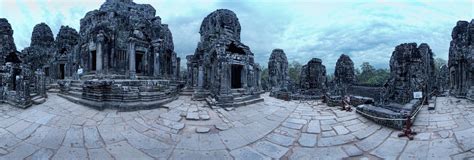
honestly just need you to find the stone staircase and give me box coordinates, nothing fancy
[30,94,46,105]
[47,83,60,93]
[67,80,84,97]
[180,87,194,96]
[206,89,264,108]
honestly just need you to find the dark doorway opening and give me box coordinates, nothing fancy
[231,64,243,88]
[162,50,172,76]
[11,68,21,91]
[135,52,144,74]
[226,42,245,55]
[5,52,21,64]
[91,51,97,71]
[45,67,49,77]
[59,64,65,79]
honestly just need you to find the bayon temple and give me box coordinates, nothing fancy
[0,0,472,123]
[0,1,474,159]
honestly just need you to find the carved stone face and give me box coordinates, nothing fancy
[222,14,232,25]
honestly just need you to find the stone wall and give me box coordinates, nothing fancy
[448,20,474,98]
[0,63,37,108]
[356,99,421,130]
[347,85,384,102]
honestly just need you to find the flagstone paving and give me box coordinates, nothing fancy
[0,93,473,160]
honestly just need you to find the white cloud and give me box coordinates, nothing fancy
[1,0,472,73]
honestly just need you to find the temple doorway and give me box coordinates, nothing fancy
[231,64,243,88]
[162,51,172,77]
[91,51,97,71]
[59,64,65,79]
[135,51,144,74]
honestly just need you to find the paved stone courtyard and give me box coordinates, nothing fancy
[0,93,473,160]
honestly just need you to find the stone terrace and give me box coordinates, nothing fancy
[0,94,473,159]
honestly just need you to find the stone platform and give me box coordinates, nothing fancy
[0,94,473,159]
[58,79,182,111]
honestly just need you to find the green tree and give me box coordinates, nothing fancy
[361,62,375,74]
[260,67,269,90]
[434,58,447,69]
[356,62,389,86]
[288,61,302,84]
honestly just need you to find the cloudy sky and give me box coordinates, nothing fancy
[0,0,472,73]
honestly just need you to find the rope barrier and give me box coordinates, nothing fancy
[355,109,407,121]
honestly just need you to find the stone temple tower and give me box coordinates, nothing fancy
[186,9,263,107]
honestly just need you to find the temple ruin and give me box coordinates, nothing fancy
[332,54,355,96]
[186,9,263,107]
[268,49,290,99]
[49,26,80,80]
[0,18,47,108]
[57,0,182,110]
[294,58,327,99]
[0,18,17,65]
[448,20,474,101]
[21,23,56,73]
[357,43,435,129]
[76,0,180,79]
[382,43,435,104]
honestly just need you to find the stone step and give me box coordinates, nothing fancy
[31,95,46,105]
[180,91,194,96]
[233,95,256,102]
[70,86,83,92]
[205,96,217,107]
[217,97,264,108]
[68,91,83,97]
[57,93,176,111]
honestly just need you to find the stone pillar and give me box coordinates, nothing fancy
[96,33,105,74]
[193,66,198,87]
[198,65,204,88]
[152,42,161,78]
[242,65,248,89]
[172,55,177,80]
[128,38,136,79]
[186,65,191,86]
[177,58,180,80]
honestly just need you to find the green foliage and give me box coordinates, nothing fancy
[434,57,447,69]
[356,62,389,86]
[288,61,302,84]
[260,67,269,90]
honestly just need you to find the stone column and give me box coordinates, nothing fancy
[152,41,161,78]
[96,33,105,74]
[128,38,136,79]
[242,65,248,89]
[172,55,177,80]
[193,66,198,87]
[186,65,191,86]
[198,65,204,88]
[177,58,180,80]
